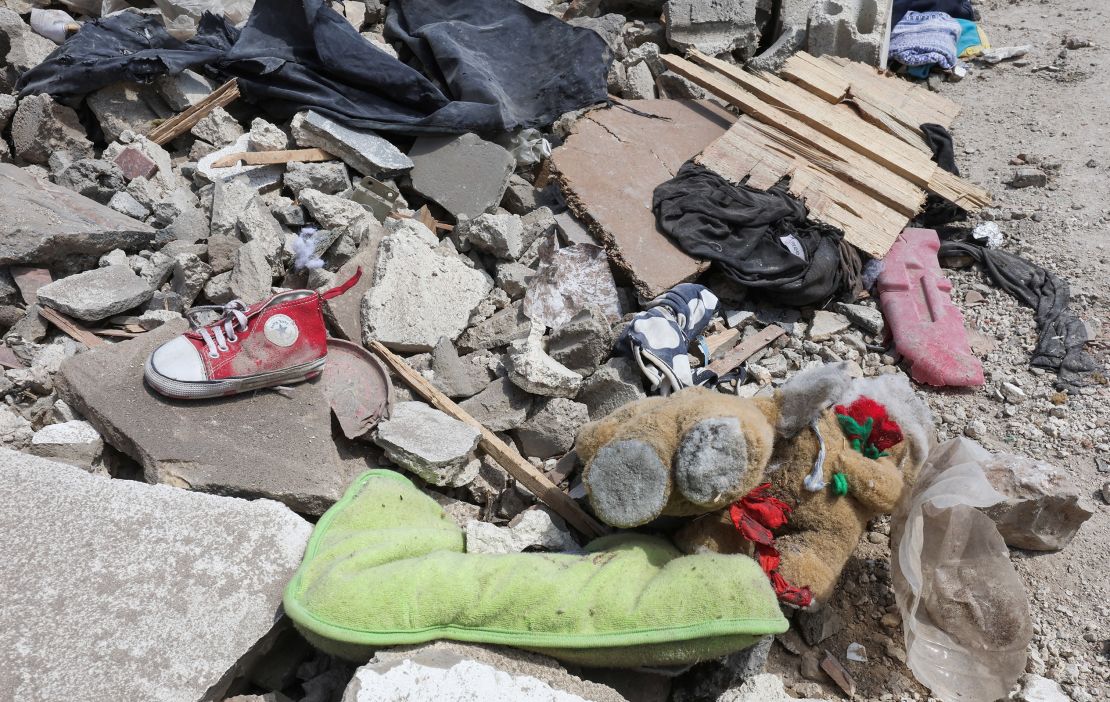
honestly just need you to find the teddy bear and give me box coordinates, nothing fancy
[573,363,934,609]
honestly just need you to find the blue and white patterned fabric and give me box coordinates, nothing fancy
[620,284,720,396]
[889,11,962,69]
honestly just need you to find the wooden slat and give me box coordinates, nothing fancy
[776,51,849,103]
[826,55,961,127]
[147,79,240,146]
[660,53,924,217]
[686,50,986,213]
[211,148,334,168]
[38,307,106,349]
[708,325,786,375]
[365,339,608,539]
[929,167,992,211]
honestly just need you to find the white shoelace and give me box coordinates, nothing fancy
[189,301,250,359]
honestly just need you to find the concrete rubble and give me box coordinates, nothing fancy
[293,110,413,175]
[465,508,579,554]
[373,401,481,486]
[36,265,153,321]
[981,454,1096,551]
[0,449,311,702]
[409,133,515,218]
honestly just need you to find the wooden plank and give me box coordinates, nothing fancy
[686,50,986,213]
[147,79,240,146]
[826,55,961,127]
[775,51,848,103]
[365,339,608,539]
[660,53,924,217]
[93,328,143,339]
[708,325,786,375]
[211,148,334,168]
[38,306,106,349]
[929,167,992,211]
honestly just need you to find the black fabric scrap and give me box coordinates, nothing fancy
[939,240,1100,391]
[892,0,975,27]
[17,0,611,135]
[918,122,967,227]
[652,162,859,307]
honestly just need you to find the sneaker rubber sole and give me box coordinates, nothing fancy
[144,355,327,400]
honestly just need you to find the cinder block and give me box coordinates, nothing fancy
[807,0,892,66]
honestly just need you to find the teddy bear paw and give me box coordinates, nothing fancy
[675,417,748,507]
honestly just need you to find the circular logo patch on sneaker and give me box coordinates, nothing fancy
[264,314,299,347]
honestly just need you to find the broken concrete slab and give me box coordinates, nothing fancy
[229,239,276,305]
[248,117,291,152]
[293,110,413,176]
[29,419,104,471]
[547,306,613,374]
[834,302,884,337]
[576,356,646,420]
[0,8,55,78]
[285,161,351,196]
[808,310,852,341]
[506,328,583,398]
[550,101,732,298]
[0,404,33,447]
[57,321,355,515]
[409,133,515,219]
[56,158,126,205]
[343,642,625,702]
[807,0,892,66]
[981,454,1096,551]
[322,232,386,342]
[191,106,244,147]
[87,82,172,143]
[11,94,94,166]
[465,508,579,554]
[197,134,285,189]
[37,265,153,322]
[662,0,762,57]
[0,164,155,266]
[523,237,622,330]
[431,336,493,399]
[156,68,217,111]
[373,401,481,487]
[362,220,493,352]
[457,300,532,352]
[458,212,525,260]
[516,397,590,459]
[458,376,534,432]
[0,448,312,701]
[496,261,535,299]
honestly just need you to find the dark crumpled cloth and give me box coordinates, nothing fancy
[892,0,975,27]
[939,240,1100,391]
[652,162,859,307]
[18,0,611,135]
[918,122,968,227]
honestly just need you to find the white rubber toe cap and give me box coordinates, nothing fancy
[149,337,207,382]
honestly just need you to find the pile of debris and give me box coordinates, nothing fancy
[0,0,1105,701]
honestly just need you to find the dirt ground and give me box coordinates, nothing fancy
[765,1,1110,699]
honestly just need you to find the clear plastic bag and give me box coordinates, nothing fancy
[890,438,1033,702]
[152,0,254,39]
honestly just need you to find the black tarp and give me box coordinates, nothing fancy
[17,0,611,135]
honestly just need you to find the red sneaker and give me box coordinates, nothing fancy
[144,271,361,399]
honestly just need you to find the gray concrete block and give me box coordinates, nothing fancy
[0,448,311,701]
[409,133,515,219]
[807,0,891,66]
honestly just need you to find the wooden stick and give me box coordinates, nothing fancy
[366,339,608,539]
[708,325,785,375]
[38,307,106,349]
[147,79,240,146]
[212,147,335,169]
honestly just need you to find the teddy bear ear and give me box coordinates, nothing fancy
[776,362,854,438]
[583,440,670,528]
[675,417,748,507]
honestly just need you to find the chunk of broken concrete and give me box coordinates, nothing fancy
[373,401,481,487]
[550,100,732,298]
[87,82,171,143]
[980,454,1095,551]
[0,404,33,447]
[458,212,525,260]
[808,310,852,341]
[156,68,217,111]
[458,376,534,432]
[197,134,284,189]
[457,300,532,353]
[37,265,153,322]
[0,448,311,701]
[661,0,759,55]
[576,356,646,420]
[431,336,493,399]
[834,302,885,337]
[547,306,614,374]
[409,133,515,219]
[190,106,244,147]
[341,642,625,702]
[293,110,413,175]
[11,94,93,166]
[0,8,55,77]
[507,327,584,398]
[247,117,290,152]
[56,159,126,205]
[322,233,386,342]
[515,397,589,459]
[29,419,104,472]
[285,161,351,196]
[0,164,155,266]
[56,321,355,514]
[362,220,493,352]
[465,508,579,554]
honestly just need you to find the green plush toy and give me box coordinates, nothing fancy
[284,470,788,668]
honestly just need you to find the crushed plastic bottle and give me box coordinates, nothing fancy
[890,438,1033,702]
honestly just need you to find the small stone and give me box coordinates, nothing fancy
[246,118,289,152]
[797,607,842,646]
[373,402,481,486]
[155,69,217,111]
[292,110,413,175]
[137,309,182,330]
[833,303,884,336]
[37,266,153,322]
[113,147,159,181]
[190,107,243,147]
[284,161,351,196]
[507,329,583,398]
[845,643,867,662]
[982,454,1096,551]
[56,159,126,204]
[495,261,535,298]
[459,376,534,432]
[1008,167,1048,189]
[29,420,104,471]
[465,508,577,554]
[108,191,151,220]
[515,397,590,459]
[1016,674,1069,702]
[430,337,492,399]
[1001,381,1027,404]
[965,290,986,305]
[458,212,525,260]
[11,94,94,166]
[880,612,901,629]
[171,252,213,307]
[808,311,852,341]
[576,356,646,420]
